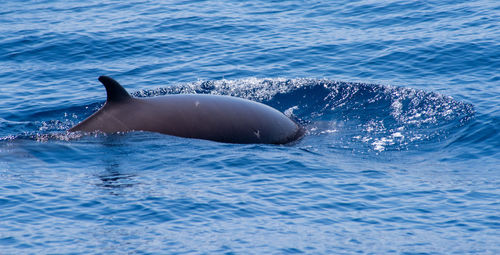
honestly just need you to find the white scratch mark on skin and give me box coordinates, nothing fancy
[254,130,261,139]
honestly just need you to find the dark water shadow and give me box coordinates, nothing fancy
[94,136,139,194]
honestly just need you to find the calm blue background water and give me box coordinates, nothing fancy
[0,0,499,254]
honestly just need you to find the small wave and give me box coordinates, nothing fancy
[132,78,474,152]
[2,78,475,153]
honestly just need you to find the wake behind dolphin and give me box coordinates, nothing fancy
[69,76,304,144]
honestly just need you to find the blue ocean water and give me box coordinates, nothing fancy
[0,0,499,253]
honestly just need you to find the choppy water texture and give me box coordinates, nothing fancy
[1,0,499,254]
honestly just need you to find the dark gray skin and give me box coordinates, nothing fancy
[69,76,304,144]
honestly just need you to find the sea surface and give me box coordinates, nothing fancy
[0,0,499,254]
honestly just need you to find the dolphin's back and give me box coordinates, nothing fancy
[133,95,302,144]
[69,76,304,144]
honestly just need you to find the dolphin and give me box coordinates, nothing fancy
[69,76,304,144]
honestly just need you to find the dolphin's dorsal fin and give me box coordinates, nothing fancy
[98,76,132,103]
